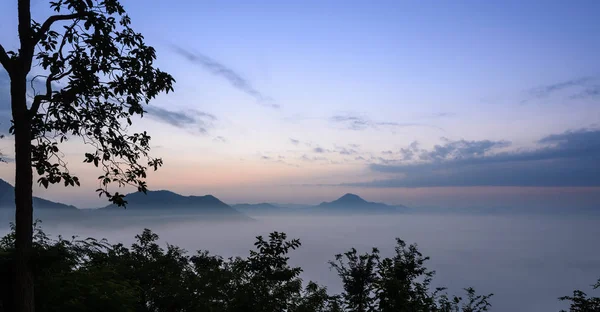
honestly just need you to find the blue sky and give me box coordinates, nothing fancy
[0,0,599,208]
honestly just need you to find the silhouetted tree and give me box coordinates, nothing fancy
[330,238,492,312]
[0,0,174,310]
[330,248,379,312]
[560,279,600,312]
[0,224,500,312]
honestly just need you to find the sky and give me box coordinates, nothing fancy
[0,0,599,209]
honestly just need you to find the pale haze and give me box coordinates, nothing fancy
[3,213,598,312]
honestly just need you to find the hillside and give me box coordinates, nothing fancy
[0,179,78,210]
[232,203,288,216]
[317,193,408,214]
[99,189,244,217]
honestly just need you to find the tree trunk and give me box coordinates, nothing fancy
[11,71,34,312]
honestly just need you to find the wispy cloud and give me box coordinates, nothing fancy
[523,76,600,103]
[330,113,445,132]
[144,106,216,134]
[344,128,600,188]
[530,77,595,97]
[290,138,300,145]
[570,85,600,100]
[213,136,227,143]
[429,112,455,118]
[259,154,300,167]
[337,147,358,155]
[171,45,279,109]
[300,154,330,163]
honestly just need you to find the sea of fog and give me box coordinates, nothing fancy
[1,212,599,311]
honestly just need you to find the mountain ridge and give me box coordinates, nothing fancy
[98,189,240,215]
[0,179,409,216]
[317,193,408,213]
[0,179,78,210]
[231,193,409,216]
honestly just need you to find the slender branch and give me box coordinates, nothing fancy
[33,12,91,46]
[29,69,69,116]
[30,19,79,116]
[57,21,78,62]
[0,44,11,72]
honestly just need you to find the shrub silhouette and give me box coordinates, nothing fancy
[0,222,596,312]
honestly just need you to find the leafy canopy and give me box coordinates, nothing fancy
[12,0,174,206]
[0,223,497,312]
[2,223,597,312]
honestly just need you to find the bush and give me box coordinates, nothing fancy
[11,221,582,312]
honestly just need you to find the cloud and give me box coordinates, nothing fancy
[337,147,358,155]
[570,85,600,100]
[380,139,511,163]
[0,152,14,162]
[313,147,328,153]
[429,112,455,118]
[331,115,371,130]
[290,138,300,145]
[171,45,279,109]
[259,154,300,167]
[213,136,227,143]
[300,154,329,162]
[344,128,600,188]
[330,113,444,132]
[524,76,600,102]
[419,139,511,162]
[530,77,594,97]
[144,106,216,134]
[2,71,219,135]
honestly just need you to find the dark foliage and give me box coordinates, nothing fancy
[2,1,173,309]
[560,279,600,312]
[2,0,175,205]
[0,222,596,312]
[0,222,495,312]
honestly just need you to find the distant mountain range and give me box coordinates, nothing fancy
[100,190,227,210]
[232,203,282,214]
[0,179,408,218]
[233,193,409,215]
[317,193,408,213]
[0,179,77,210]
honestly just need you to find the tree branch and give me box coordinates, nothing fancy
[0,44,11,72]
[29,68,72,116]
[33,12,90,46]
[29,20,78,117]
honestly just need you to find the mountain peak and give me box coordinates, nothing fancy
[316,193,406,214]
[336,193,367,203]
